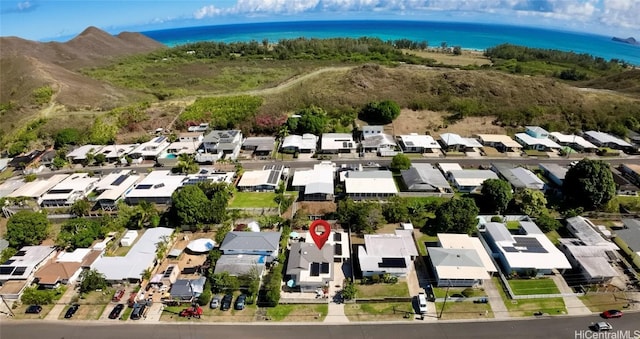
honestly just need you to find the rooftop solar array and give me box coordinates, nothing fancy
[334,246,342,256]
[0,266,14,275]
[379,257,407,268]
[310,262,320,276]
[321,263,330,274]
[267,170,280,185]
[136,184,152,190]
[111,175,128,186]
[163,266,174,278]
[502,237,548,253]
[12,266,27,276]
[334,233,342,241]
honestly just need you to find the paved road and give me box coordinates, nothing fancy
[2,313,639,339]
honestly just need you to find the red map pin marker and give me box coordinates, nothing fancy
[309,219,331,250]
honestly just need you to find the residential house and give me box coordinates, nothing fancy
[515,132,561,151]
[558,216,620,283]
[291,162,335,201]
[539,163,568,187]
[361,134,399,156]
[525,126,550,139]
[446,169,499,193]
[0,246,56,300]
[0,179,24,199]
[437,163,463,175]
[242,137,276,157]
[584,131,634,152]
[358,230,418,277]
[182,168,235,187]
[34,249,102,288]
[169,277,206,301]
[439,133,483,152]
[129,136,170,160]
[93,170,141,210]
[96,144,137,163]
[219,231,282,263]
[213,254,266,277]
[320,133,356,153]
[475,134,522,153]
[428,233,497,287]
[66,145,105,164]
[620,164,640,187]
[401,163,452,193]
[491,163,545,191]
[124,171,186,205]
[343,170,398,199]
[8,150,45,170]
[40,172,99,207]
[200,130,243,161]
[615,219,640,266]
[396,134,441,154]
[178,132,204,143]
[286,242,334,292]
[6,174,69,204]
[482,221,571,276]
[361,125,384,139]
[549,132,598,153]
[92,227,174,282]
[611,169,639,196]
[237,164,284,192]
[298,229,349,263]
[157,141,201,166]
[280,134,318,154]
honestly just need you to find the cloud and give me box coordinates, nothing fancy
[1,0,38,14]
[192,0,640,31]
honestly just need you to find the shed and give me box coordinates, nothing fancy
[120,230,139,247]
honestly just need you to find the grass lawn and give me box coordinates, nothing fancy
[265,304,328,322]
[70,288,114,320]
[435,301,494,320]
[494,278,566,316]
[432,287,486,299]
[416,233,439,256]
[229,192,278,208]
[113,246,132,256]
[344,302,413,321]
[546,230,561,245]
[506,221,521,230]
[11,303,56,319]
[357,281,410,298]
[579,293,631,313]
[120,305,133,321]
[508,278,560,295]
[524,150,549,157]
[0,168,14,181]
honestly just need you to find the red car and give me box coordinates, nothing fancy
[601,310,623,319]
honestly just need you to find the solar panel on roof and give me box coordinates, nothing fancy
[515,237,543,248]
[15,251,26,256]
[502,247,519,252]
[525,247,548,253]
[267,170,280,185]
[0,266,14,275]
[2,260,14,265]
[136,184,152,190]
[334,246,342,256]
[111,175,128,186]
[321,263,330,274]
[163,266,174,278]
[310,263,320,276]
[12,266,27,276]
[333,233,342,241]
[379,258,407,268]
[405,141,414,146]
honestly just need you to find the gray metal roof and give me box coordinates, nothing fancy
[539,163,568,180]
[243,137,276,151]
[213,254,266,277]
[493,163,544,189]
[286,242,334,277]
[566,216,613,247]
[220,231,282,252]
[401,163,451,192]
[484,222,514,243]
[617,219,640,251]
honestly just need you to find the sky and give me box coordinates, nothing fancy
[1,0,639,41]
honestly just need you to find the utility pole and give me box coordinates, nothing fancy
[438,280,451,319]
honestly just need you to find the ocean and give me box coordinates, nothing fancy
[141,20,640,65]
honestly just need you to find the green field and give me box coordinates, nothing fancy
[357,281,410,298]
[265,304,328,322]
[229,192,278,208]
[435,301,493,320]
[508,278,560,295]
[344,302,414,321]
[494,278,566,316]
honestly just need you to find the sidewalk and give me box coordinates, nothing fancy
[45,285,77,320]
[482,279,510,319]
[550,273,592,316]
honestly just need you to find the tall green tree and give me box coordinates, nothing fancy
[390,153,411,171]
[6,211,50,248]
[433,198,479,234]
[481,179,513,214]
[174,153,199,174]
[360,100,401,124]
[383,196,410,223]
[56,218,107,250]
[171,185,210,225]
[70,199,92,217]
[79,269,107,294]
[514,189,547,217]
[563,159,616,209]
[337,199,385,233]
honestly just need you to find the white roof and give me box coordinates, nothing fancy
[125,171,186,199]
[238,169,280,188]
[0,179,26,198]
[485,222,571,270]
[164,141,200,154]
[40,173,99,202]
[437,163,463,173]
[67,145,104,160]
[56,248,92,263]
[291,163,334,195]
[364,231,418,258]
[130,136,170,157]
[321,133,356,151]
[449,170,499,187]
[92,227,174,281]
[440,133,483,148]
[428,248,491,280]
[398,134,441,149]
[281,134,318,151]
[344,170,398,194]
[0,246,56,281]
[549,132,597,149]
[476,134,522,148]
[361,134,397,149]
[7,174,69,198]
[94,170,141,202]
[584,131,632,147]
[437,233,497,272]
[515,133,561,148]
[526,126,549,135]
[97,144,137,159]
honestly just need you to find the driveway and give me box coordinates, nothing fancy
[550,273,592,315]
[482,278,510,319]
[44,284,77,320]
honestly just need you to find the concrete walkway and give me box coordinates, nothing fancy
[324,302,349,323]
[482,279,510,319]
[45,284,77,320]
[550,274,592,316]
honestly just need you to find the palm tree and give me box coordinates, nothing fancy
[175,153,199,174]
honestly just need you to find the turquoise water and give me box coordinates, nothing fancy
[141,20,640,65]
[164,153,177,159]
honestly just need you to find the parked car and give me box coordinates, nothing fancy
[130,303,146,320]
[210,295,221,309]
[601,310,623,319]
[220,294,233,311]
[64,304,80,319]
[108,304,124,319]
[112,289,125,302]
[473,297,489,304]
[25,305,42,314]
[234,294,247,310]
[591,322,613,332]
[417,293,427,315]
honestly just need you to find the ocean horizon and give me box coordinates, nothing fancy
[141,20,640,65]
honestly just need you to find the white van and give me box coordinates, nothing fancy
[418,292,428,314]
